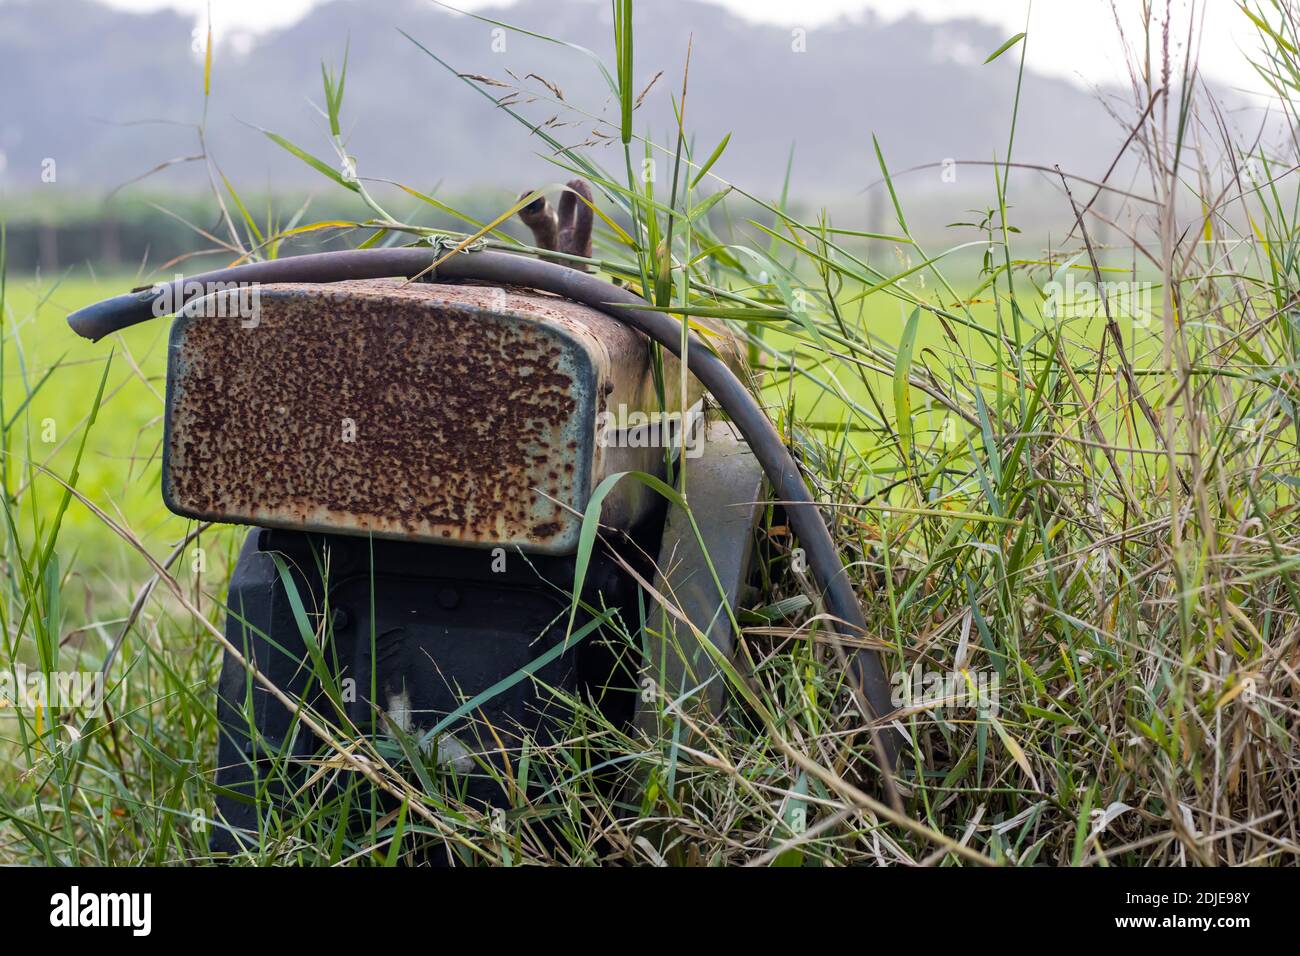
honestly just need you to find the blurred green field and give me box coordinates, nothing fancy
[1,271,246,613]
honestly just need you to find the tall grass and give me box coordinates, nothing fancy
[2,0,1299,865]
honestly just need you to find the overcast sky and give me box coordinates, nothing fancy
[97,0,1268,95]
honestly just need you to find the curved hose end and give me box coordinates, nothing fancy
[67,289,160,342]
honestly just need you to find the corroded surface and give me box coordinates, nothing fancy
[164,279,646,552]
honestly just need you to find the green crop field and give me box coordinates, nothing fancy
[3,274,234,575]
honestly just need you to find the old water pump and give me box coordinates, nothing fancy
[67,182,895,852]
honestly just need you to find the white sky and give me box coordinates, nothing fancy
[96,0,1269,95]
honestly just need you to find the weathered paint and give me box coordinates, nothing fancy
[163,278,690,553]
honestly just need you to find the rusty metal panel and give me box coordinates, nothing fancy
[163,278,682,554]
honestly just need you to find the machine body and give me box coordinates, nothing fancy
[160,277,762,852]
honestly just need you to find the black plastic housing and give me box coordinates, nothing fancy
[211,521,656,857]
